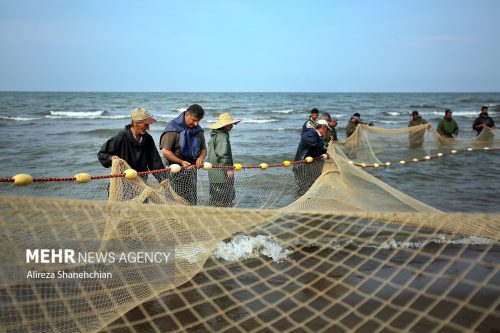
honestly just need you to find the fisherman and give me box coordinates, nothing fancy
[345,112,374,138]
[437,109,459,138]
[97,108,165,181]
[206,113,241,207]
[293,119,330,197]
[408,110,429,127]
[408,111,429,148]
[472,106,496,135]
[320,112,338,148]
[160,104,207,205]
[301,108,320,134]
[345,113,362,138]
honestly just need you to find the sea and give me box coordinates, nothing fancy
[1,92,499,332]
[0,91,499,212]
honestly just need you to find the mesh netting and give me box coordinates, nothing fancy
[1,125,499,333]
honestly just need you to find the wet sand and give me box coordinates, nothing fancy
[105,243,500,333]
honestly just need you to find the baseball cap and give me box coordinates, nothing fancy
[131,108,156,124]
[316,119,333,131]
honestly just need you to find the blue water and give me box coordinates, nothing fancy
[0,92,499,212]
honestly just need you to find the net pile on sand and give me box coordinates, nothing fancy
[0,125,499,332]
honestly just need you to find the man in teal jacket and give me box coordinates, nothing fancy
[206,113,241,207]
[437,109,459,138]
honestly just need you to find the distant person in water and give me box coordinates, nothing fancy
[345,113,361,138]
[97,108,165,182]
[345,112,374,138]
[472,106,496,135]
[294,119,330,197]
[408,111,429,148]
[301,108,320,133]
[206,113,241,207]
[408,111,429,127]
[320,112,338,148]
[160,104,207,205]
[437,109,459,138]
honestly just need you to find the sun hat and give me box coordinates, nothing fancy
[209,113,241,129]
[131,108,156,124]
[316,119,333,131]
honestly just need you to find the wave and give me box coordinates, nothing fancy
[100,115,130,119]
[171,107,187,113]
[206,118,278,124]
[211,234,490,263]
[459,97,498,104]
[384,111,403,116]
[212,235,292,263]
[45,111,133,120]
[47,111,105,118]
[420,110,480,117]
[409,104,439,109]
[83,128,121,137]
[242,118,279,124]
[271,127,299,132]
[273,109,294,114]
[378,120,408,124]
[0,116,41,121]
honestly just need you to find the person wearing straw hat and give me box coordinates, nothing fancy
[206,113,241,207]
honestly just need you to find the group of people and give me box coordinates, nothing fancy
[300,105,497,143]
[98,104,240,207]
[409,106,496,138]
[98,104,496,206]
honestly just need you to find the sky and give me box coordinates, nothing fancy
[0,0,499,92]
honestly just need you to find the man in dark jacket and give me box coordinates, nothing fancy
[97,108,165,182]
[294,119,330,197]
[473,106,496,135]
[160,104,207,205]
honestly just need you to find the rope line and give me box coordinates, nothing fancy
[352,146,499,168]
[1,148,498,184]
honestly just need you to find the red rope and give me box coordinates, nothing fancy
[0,148,497,182]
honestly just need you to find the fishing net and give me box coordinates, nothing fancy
[1,125,499,333]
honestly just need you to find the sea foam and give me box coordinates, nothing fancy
[213,235,292,263]
[0,116,41,121]
[47,111,105,118]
